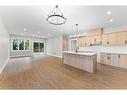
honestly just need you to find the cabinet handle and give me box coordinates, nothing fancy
[107,41,109,45]
[125,40,127,44]
[107,56,110,60]
[118,55,120,58]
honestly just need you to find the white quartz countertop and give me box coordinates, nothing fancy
[101,52,127,55]
[63,51,97,56]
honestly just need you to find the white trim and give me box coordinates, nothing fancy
[47,54,62,58]
[10,54,33,58]
[0,58,10,74]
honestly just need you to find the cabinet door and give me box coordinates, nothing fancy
[101,54,107,64]
[91,35,101,44]
[119,54,127,68]
[117,32,127,45]
[110,54,119,67]
[78,38,83,46]
[108,33,117,45]
[102,34,108,45]
[86,36,92,46]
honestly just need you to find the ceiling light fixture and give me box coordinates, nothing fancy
[107,11,112,15]
[70,24,80,39]
[70,24,86,39]
[24,28,26,31]
[109,19,113,22]
[47,5,67,25]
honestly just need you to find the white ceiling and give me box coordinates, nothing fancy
[0,6,127,38]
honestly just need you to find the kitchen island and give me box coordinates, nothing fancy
[63,51,97,73]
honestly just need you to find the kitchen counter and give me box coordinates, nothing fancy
[63,51,97,56]
[101,52,127,55]
[63,51,97,73]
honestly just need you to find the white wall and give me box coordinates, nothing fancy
[10,34,47,57]
[47,35,63,58]
[0,17,10,73]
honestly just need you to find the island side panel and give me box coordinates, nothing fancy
[63,53,97,73]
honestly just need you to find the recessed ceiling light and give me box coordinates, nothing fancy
[37,31,40,33]
[24,28,26,31]
[109,19,113,22]
[107,11,112,15]
[48,33,50,35]
[67,32,70,34]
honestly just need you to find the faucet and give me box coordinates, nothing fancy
[76,47,79,52]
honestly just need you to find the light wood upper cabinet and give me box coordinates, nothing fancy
[78,30,127,47]
[102,31,127,46]
[91,35,101,44]
[117,32,127,45]
[78,37,84,46]
[90,28,103,35]
[78,36,92,47]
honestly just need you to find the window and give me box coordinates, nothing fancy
[33,42,44,53]
[13,39,18,50]
[12,39,29,51]
[19,39,24,50]
[25,40,29,50]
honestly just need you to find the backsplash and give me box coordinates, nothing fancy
[79,45,127,62]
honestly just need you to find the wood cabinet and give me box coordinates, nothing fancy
[102,31,127,46]
[90,28,103,35]
[117,32,127,45]
[78,35,101,47]
[101,53,127,68]
[119,54,127,68]
[78,36,91,47]
[79,31,127,46]
[91,35,101,44]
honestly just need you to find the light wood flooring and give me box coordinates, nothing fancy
[1,54,127,89]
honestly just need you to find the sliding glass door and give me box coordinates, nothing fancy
[33,42,44,53]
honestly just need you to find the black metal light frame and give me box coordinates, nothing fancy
[46,5,67,25]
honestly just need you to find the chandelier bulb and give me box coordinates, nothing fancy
[56,5,58,8]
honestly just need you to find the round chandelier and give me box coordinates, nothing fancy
[46,5,67,25]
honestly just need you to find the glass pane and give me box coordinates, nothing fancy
[40,43,44,52]
[25,40,29,50]
[19,39,24,50]
[34,43,39,52]
[13,39,18,50]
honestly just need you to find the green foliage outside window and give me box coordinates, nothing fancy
[33,42,44,53]
[12,39,29,51]
[13,39,18,50]
[25,40,29,50]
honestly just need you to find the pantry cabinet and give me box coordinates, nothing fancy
[101,53,127,68]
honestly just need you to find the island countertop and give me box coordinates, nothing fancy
[63,51,97,56]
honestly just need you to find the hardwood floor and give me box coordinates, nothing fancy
[1,54,127,89]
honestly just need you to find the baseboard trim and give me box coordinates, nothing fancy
[47,54,62,58]
[0,58,9,74]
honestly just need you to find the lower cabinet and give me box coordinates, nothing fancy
[119,54,127,68]
[101,53,127,68]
